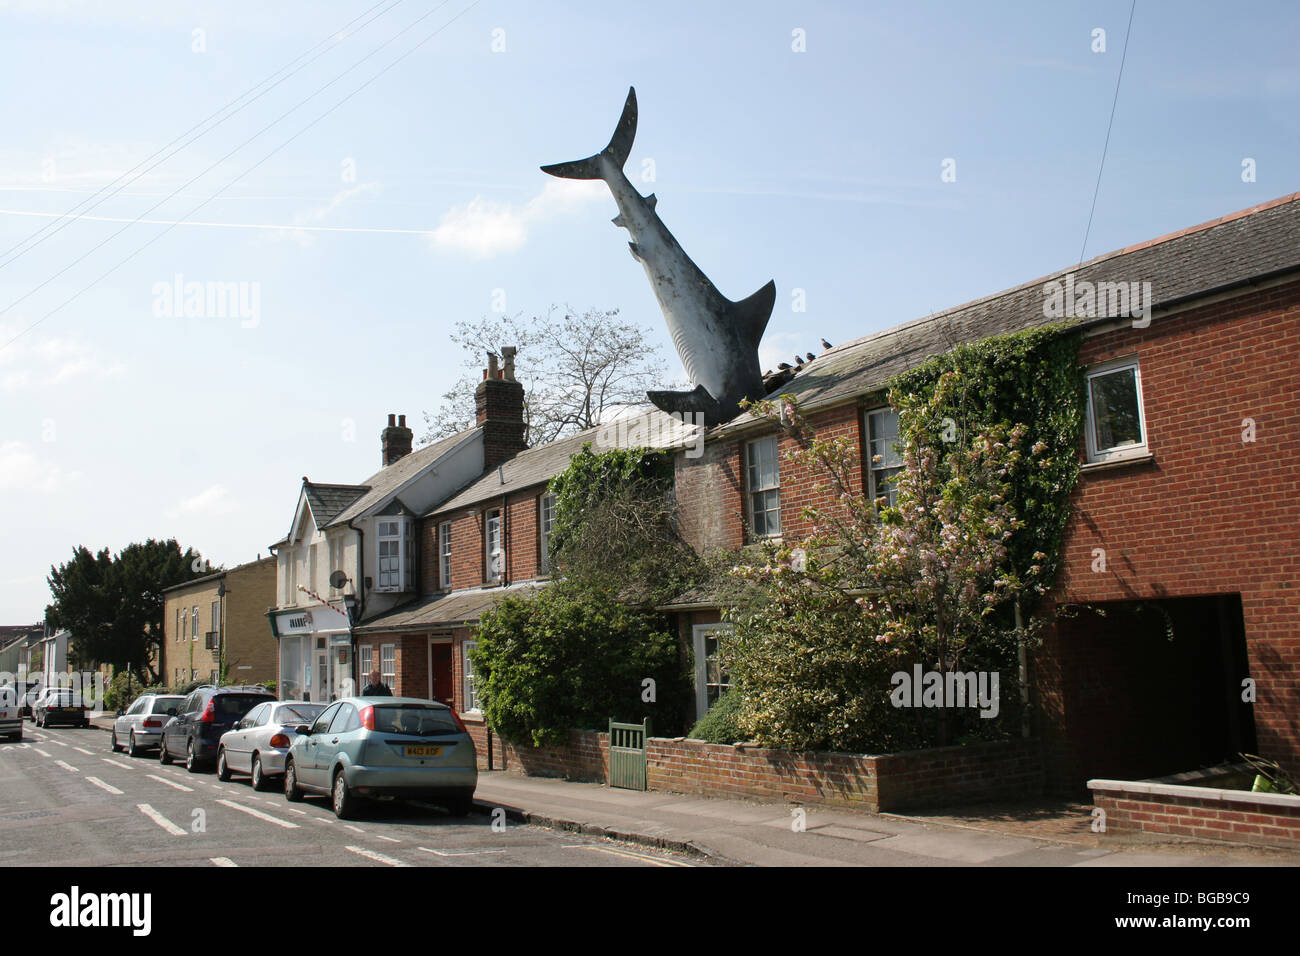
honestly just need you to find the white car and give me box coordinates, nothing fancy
[0,685,21,741]
[217,700,327,790]
[111,693,185,756]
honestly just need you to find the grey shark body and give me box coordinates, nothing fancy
[541,87,775,425]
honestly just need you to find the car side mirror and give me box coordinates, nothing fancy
[295,725,310,735]
[115,708,124,717]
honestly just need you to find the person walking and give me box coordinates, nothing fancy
[361,669,392,697]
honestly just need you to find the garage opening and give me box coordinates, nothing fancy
[1051,594,1255,785]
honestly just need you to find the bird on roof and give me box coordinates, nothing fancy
[821,338,832,350]
[777,362,792,370]
[793,355,804,366]
[805,352,816,362]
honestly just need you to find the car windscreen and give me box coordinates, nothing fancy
[214,695,272,718]
[370,705,460,737]
[150,697,184,714]
[275,703,325,725]
[48,689,82,704]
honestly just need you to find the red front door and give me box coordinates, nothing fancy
[430,642,454,706]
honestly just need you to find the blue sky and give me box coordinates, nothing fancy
[1,0,1297,622]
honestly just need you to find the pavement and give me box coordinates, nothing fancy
[472,771,1300,867]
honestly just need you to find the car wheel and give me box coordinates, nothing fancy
[186,740,201,773]
[284,758,303,802]
[159,735,173,764]
[251,754,271,792]
[128,731,140,758]
[217,747,232,781]
[332,770,358,820]
[111,729,121,753]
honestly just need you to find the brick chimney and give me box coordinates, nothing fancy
[381,413,413,467]
[476,347,526,470]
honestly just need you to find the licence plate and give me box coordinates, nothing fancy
[404,745,442,758]
[59,707,79,712]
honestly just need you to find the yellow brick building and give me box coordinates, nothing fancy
[161,557,277,689]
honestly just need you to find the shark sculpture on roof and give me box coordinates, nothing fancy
[542,86,775,426]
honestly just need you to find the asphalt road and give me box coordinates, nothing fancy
[0,723,708,867]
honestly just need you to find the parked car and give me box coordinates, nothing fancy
[0,685,21,741]
[21,684,43,719]
[32,687,90,728]
[159,685,276,773]
[111,693,185,757]
[217,700,326,790]
[282,696,477,819]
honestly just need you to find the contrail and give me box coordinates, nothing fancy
[0,208,432,236]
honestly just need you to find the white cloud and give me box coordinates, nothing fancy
[759,331,812,374]
[430,179,606,259]
[0,441,80,493]
[168,484,237,518]
[270,182,382,246]
[0,327,125,389]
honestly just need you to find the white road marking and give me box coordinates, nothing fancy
[146,774,194,792]
[215,799,300,829]
[31,747,50,757]
[343,824,365,833]
[312,817,334,825]
[73,747,94,755]
[345,845,410,867]
[284,807,307,815]
[85,776,123,795]
[54,760,79,773]
[562,844,690,867]
[210,857,238,867]
[137,803,186,835]
[374,834,401,843]
[418,846,506,857]
[101,758,134,770]
[50,740,68,747]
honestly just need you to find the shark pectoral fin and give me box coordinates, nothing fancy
[611,213,626,228]
[728,279,777,349]
[628,241,643,261]
[646,193,657,210]
[539,87,638,180]
[647,384,722,419]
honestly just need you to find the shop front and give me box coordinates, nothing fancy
[269,605,354,703]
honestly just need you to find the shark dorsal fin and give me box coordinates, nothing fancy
[727,279,776,350]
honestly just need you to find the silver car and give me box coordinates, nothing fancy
[282,697,477,819]
[217,700,326,791]
[112,693,185,756]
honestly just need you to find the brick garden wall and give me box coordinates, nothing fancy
[465,726,1044,813]
[1091,779,1300,850]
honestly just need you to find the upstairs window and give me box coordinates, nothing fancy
[1085,359,1147,462]
[192,606,199,641]
[376,518,414,592]
[439,521,452,590]
[484,509,503,584]
[538,493,556,576]
[745,437,781,538]
[866,406,903,509]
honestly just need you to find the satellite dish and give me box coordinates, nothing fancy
[329,570,349,590]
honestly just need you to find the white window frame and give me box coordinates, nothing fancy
[462,639,481,713]
[375,518,412,593]
[538,493,556,576]
[192,606,199,641]
[692,623,734,718]
[866,405,904,509]
[745,436,781,539]
[380,644,396,688]
[484,509,503,585]
[1084,357,1148,463]
[358,644,373,683]
[327,536,342,596]
[439,521,452,590]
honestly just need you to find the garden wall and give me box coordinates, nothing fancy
[1090,778,1300,850]
[466,722,1043,813]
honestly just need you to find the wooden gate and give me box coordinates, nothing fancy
[608,718,650,791]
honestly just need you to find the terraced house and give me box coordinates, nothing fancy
[668,192,1300,795]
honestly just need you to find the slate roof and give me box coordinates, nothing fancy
[303,483,368,528]
[427,408,700,517]
[325,427,479,528]
[354,582,544,633]
[719,192,1300,435]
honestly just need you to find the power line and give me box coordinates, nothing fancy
[1079,0,1137,264]
[0,0,457,328]
[0,0,404,272]
[0,0,482,354]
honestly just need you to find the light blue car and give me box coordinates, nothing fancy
[282,696,477,819]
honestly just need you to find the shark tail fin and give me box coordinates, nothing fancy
[728,279,777,350]
[540,87,638,180]
[647,384,722,421]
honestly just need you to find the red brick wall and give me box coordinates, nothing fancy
[422,488,550,593]
[1092,781,1300,850]
[1038,277,1300,786]
[469,729,1042,813]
